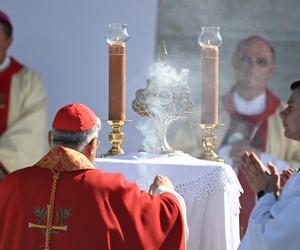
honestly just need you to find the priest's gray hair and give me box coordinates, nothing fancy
[51,117,101,151]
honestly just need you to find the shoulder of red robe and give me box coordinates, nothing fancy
[52,103,97,132]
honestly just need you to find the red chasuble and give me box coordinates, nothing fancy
[0,146,185,250]
[0,57,24,176]
[222,88,281,237]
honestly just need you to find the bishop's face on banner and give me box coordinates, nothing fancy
[232,38,276,100]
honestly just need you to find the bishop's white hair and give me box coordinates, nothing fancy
[51,117,101,151]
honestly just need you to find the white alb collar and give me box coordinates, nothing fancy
[233,91,266,115]
[0,56,11,72]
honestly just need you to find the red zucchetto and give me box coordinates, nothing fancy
[52,103,97,131]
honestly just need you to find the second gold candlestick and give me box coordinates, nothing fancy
[105,120,126,156]
[200,123,224,163]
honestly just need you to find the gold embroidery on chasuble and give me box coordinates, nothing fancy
[29,206,72,234]
[28,146,95,250]
[37,146,95,172]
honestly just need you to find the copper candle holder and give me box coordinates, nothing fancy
[105,23,129,156]
[198,27,222,124]
[107,23,129,121]
[198,27,223,162]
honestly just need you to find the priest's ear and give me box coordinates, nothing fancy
[82,137,98,162]
[48,131,52,147]
[6,36,13,50]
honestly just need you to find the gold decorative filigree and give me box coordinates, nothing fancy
[37,146,95,172]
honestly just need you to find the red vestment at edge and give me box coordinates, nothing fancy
[0,58,23,176]
[0,146,185,250]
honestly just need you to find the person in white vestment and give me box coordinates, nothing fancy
[238,79,300,250]
[0,10,48,180]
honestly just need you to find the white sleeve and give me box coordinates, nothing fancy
[218,146,290,173]
[154,185,189,242]
[0,68,48,172]
[260,152,290,172]
[218,145,234,168]
[239,192,300,250]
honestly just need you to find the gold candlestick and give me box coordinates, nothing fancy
[106,120,127,156]
[200,124,224,162]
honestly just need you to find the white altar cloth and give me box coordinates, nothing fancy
[95,152,242,250]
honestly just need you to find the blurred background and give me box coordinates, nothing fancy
[2,0,300,155]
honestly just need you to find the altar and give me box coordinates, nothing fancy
[95,151,242,250]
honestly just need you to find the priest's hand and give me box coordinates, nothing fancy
[280,168,295,188]
[240,151,281,199]
[149,175,174,194]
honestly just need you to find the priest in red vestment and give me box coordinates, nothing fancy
[0,103,187,250]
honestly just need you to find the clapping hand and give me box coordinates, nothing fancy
[240,152,281,199]
[280,168,295,188]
